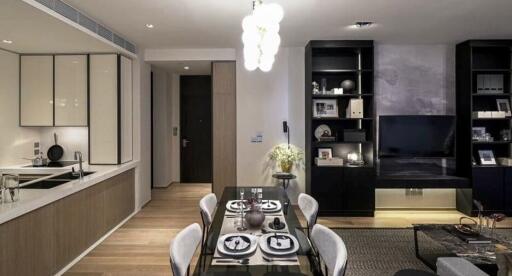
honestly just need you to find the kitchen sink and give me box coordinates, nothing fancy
[20,171,95,189]
[21,179,70,189]
[49,171,95,180]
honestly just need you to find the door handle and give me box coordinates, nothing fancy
[182,138,190,148]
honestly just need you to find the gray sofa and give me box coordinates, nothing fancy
[437,257,489,276]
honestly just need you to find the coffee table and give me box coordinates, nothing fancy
[413,224,512,276]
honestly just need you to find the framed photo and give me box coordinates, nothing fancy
[317,148,333,159]
[472,127,486,141]
[497,99,511,116]
[313,99,338,118]
[478,150,496,165]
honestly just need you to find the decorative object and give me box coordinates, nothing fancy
[497,99,511,117]
[478,150,496,165]
[244,202,265,227]
[314,124,333,141]
[491,111,507,118]
[344,129,366,142]
[497,158,512,166]
[318,148,333,159]
[269,144,303,173]
[268,217,286,230]
[321,78,327,94]
[346,98,364,118]
[333,88,344,95]
[315,157,343,167]
[340,80,355,93]
[473,111,493,118]
[472,127,486,141]
[313,99,338,118]
[242,0,283,72]
[477,74,504,93]
[312,81,320,94]
[347,151,364,166]
[500,129,511,141]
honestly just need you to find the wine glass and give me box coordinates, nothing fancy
[237,188,247,231]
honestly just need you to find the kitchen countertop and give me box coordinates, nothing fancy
[0,161,138,225]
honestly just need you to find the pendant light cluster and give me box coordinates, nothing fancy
[242,0,284,72]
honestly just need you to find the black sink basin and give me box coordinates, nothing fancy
[21,179,70,189]
[49,171,95,180]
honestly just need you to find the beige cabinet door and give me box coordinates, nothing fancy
[120,56,133,163]
[54,55,87,126]
[89,54,118,164]
[20,55,53,126]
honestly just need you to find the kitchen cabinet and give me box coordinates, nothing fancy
[20,55,54,126]
[54,55,87,126]
[89,54,133,164]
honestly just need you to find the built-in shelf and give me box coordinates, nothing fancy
[312,117,373,121]
[472,93,510,97]
[313,141,373,145]
[472,69,511,72]
[472,141,512,145]
[312,93,373,98]
[312,69,373,73]
[472,165,512,168]
[472,117,511,121]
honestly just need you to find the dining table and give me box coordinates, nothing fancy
[192,186,322,276]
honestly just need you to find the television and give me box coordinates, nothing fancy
[379,115,455,158]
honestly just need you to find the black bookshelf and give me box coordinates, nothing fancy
[455,40,512,216]
[305,40,375,217]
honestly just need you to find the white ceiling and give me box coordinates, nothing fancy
[0,0,118,53]
[64,0,512,49]
[151,60,212,75]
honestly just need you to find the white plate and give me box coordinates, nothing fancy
[225,200,250,212]
[217,233,258,257]
[261,200,282,213]
[258,233,299,256]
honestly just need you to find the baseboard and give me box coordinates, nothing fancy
[55,210,138,276]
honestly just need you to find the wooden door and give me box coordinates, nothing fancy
[212,62,236,198]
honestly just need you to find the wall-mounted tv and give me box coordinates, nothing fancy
[379,115,455,158]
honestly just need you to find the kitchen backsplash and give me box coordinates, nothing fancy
[38,127,89,162]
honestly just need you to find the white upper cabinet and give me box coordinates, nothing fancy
[20,55,54,126]
[54,55,88,126]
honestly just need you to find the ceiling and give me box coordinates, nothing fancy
[151,60,212,75]
[0,0,118,53]
[64,0,512,49]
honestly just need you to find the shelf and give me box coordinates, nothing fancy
[473,165,512,168]
[315,165,374,169]
[472,69,511,72]
[472,141,512,145]
[313,141,373,145]
[472,117,511,121]
[312,93,373,98]
[312,69,373,73]
[312,117,373,121]
[472,93,510,97]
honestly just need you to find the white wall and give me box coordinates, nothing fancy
[169,73,180,182]
[0,49,41,166]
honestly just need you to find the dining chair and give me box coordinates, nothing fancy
[311,224,348,276]
[170,223,202,276]
[298,193,319,237]
[199,193,217,253]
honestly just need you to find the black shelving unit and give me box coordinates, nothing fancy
[305,40,375,217]
[456,40,512,215]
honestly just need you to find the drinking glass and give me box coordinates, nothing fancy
[237,189,247,231]
[3,174,19,203]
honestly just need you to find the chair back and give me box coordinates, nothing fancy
[298,193,319,228]
[199,193,217,226]
[311,224,348,276]
[170,223,202,276]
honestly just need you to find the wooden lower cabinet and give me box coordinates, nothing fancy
[0,169,135,276]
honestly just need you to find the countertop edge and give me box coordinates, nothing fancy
[0,161,139,225]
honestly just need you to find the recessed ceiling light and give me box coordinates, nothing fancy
[145,24,154,29]
[2,39,13,44]
[353,21,374,28]
[184,66,190,70]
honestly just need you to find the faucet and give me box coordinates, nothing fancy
[74,151,84,179]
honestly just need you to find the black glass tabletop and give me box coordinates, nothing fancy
[193,187,322,276]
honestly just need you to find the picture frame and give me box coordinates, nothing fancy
[478,150,496,165]
[496,99,511,116]
[313,99,338,118]
[317,148,333,159]
[472,127,486,141]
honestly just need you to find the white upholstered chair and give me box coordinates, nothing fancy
[311,224,348,276]
[169,223,202,276]
[298,193,319,237]
[199,193,217,252]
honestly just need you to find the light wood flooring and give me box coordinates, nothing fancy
[66,183,512,275]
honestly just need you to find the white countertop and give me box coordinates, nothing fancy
[0,161,139,224]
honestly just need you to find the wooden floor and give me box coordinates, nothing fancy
[66,183,512,275]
